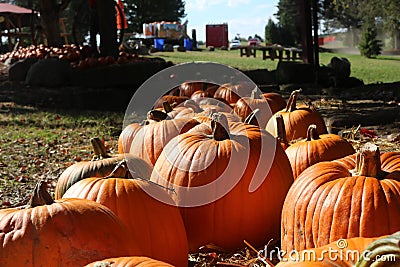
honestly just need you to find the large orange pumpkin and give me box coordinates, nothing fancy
[118,120,149,154]
[55,138,152,199]
[179,81,218,98]
[0,181,140,267]
[150,113,294,252]
[213,82,253,105]
[281,143,400,253]
[275,236,380,266]
[266,89,327,142]
[262,92,287,114]
[63,177,188,267]
[285,124,355,179]
[85,256,175,267]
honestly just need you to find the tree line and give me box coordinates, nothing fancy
[265,0,400,50]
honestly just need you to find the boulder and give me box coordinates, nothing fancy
[9,58,38,82]
[25,58,72,87]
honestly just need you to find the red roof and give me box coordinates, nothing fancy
[0,3,35,14]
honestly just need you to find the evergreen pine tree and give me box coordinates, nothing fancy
[358,22,382,58]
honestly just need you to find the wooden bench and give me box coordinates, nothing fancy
[238,45,303,61]
[239,46,257,57]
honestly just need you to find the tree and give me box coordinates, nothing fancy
[275,0,300,45]
[124,0,185,33]
[359,22,382,58]
[265,18,280,44]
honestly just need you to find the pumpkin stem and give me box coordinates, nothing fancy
[276,114,289,146]
[306,125,320,141]
[147,110,171,121]
[202,82,208,92]
[250,87,260,99]
[351,143,387,179]
[91,137,110,160]
[285,89,302,112]
[184,99,203,113]
[244,108,260,126]
[162,101,173,113]
[28,180,54,207]
[211,113,230,141]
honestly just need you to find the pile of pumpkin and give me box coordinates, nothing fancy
[0,44,150,70]
[1,81,399,267]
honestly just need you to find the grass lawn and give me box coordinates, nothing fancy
[151,48,400,84]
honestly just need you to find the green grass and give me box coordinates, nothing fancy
[151,48,400,84]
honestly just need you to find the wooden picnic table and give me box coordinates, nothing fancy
[239,45,302,61]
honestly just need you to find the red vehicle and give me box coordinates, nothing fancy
[248,38,261,46]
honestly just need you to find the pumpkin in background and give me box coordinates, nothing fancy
[266,89,327,142]
[281,143,400,253]
[85,256,175,267]
[285,124,355,179]
[275,236,380,266]
[355,231,400,266]
[129,117,199,166]
[0,181,140,267]
[150,113,294,252]
[262,92,287,114]
[213,81,253,105]
[233,88,273,128]
[153,95,189,109]
[197,97,233,113]
[179,81,218,98]
[63,176,188,267]
[55,138,152,199]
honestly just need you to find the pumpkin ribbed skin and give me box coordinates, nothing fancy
[150,115,294,252]
[285,125,355,179]
[266,90,327,141]
[63,177,188,267]
[233,95,272,128]
[281,146,400,253]
[262,92,287,114]
[0,198,139,267]
[85,256,175,267]
[213,82,253,105]
[118,123,143,153]
[55,153,152,199]
[129,118,199,166]
[276,236,380,266]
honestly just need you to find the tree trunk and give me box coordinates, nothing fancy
[97,0,118,58]
[39,0,63,46]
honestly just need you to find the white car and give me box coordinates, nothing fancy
[229,40,241,50]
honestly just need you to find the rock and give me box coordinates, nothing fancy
[275,61,315,84]
[25,58,72,87]
[9,58,38,82]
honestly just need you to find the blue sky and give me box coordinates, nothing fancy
[185,0,279,42]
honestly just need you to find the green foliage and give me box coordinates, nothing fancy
[275,0,301,46]
[358,23,382,58]
[265,19,280,44]
[124,0,186,33]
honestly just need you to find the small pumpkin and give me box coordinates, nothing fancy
[0,181,140,267]
[266,89,327,142]
[85,256,174,267]
[281,143,400,253]
[55,138,152,199]
[233,88,273,128]
[153,95,189,109]
[150,113,294,252]
[63,175,188,267]
[285,124,355,179]
[179,81,218,98]
[118,120,150,154]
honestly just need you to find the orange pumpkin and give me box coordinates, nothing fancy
[129,117,199,166]
[179,81,218,97]
[213,82,253,105]
[150,113,294,252]
[233,88,273,128]
[153,95,189,109]
[118,120,149,154]
[281,143,400,253]
[63,177,188,267]
[262,92,287,114]
[0,181,140,267]
[285,124,355,179]
[266,89,327,142]
[85,256,174,267]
